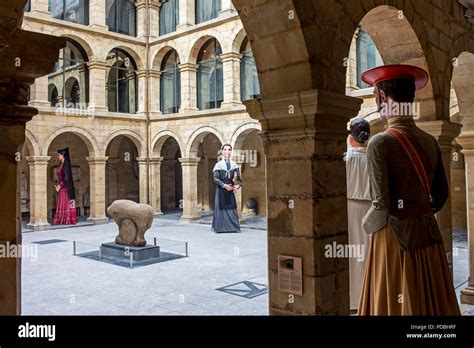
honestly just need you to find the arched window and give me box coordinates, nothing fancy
[25,0,31,12]
[67,79,80,107]
[240,37,260,101]
[197,39,223,110]
[49,85,59,107]
[160,0,179,35]
[160,50,181,114]
[356,27,383,89]
[106,0,137,36]
[106,49,138,113]
[48,0,89,25]
[48,39,89,108]
[195,0,221,24]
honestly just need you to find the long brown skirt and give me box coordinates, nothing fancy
[358,225,460,315]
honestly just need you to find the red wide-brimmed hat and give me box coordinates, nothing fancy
[361,64,429,90]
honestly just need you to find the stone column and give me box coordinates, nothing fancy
[234,159,245,224]
[0,9,65,314]
[107,158,120,206]
[88,0,107,30]
[179,63,198,112]
[150,157,164,215]
[87,156,109,224]
[417,120,462,272]
[179,157,200,220]
[244,89,362,315]
[457,131,474,304]
[177,0,195,32]
[136,70,147,115]
[220,52,242,108]
[136,1,147,38]
[26,156,51,230]
[149,1,160,38]
[88,61,108,112]
[29,75,50,107]
[30,0,50,15]
[137,157,149,204]
[219,0,236,16]
[149,69,162,114]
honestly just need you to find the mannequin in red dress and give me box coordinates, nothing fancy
[53,148,78,225]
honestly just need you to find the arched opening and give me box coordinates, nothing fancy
[106,48,138,113]
[197,38,223,110]
[160,49,181,114]
[451,51,474,306]
[240,36,260,101]
[160,137,183,214]
[46,133,91,223]
[233,128,267,218]
[105,135,140,207]
[196,133,222,213]
[48,38,89,109]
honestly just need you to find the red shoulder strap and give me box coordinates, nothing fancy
[386,128,431,195]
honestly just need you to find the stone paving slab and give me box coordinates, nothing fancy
[20,217,472,315]
[21,215,269,315]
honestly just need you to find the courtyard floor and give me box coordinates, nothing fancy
[20,214,473,315]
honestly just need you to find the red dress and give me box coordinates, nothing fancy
[53,165,78,225]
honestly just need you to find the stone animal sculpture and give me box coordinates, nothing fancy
[107,199,154,246]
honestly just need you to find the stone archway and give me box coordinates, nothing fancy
[105,135,141,208]
[46,132,91,224]
[452,51,474,305]
[231,123,267,218]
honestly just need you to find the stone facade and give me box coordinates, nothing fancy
[21,0,267,231]
[1,0,473,316]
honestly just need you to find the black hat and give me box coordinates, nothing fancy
[350,118,370,143]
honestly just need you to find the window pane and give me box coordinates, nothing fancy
[106,49,138,113]
[196,0,221,24]
[107,0,136,36]
[160,0,179,35]
[49,0,89,25]
[356,28,383,89]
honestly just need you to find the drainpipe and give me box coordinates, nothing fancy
[145,0,151,204]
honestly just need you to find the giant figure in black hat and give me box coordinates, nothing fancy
[358,65,459,315]
[53,147,78,225]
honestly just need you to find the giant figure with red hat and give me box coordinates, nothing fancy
[358,64,460,315]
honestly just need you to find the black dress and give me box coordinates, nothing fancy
[212,159,243,233]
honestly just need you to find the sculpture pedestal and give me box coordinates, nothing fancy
[101,242,160,261]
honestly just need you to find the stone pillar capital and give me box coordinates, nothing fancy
[178,157,201,166]
[87,61,108,70]
[150,156,164,163]
[86,156,109,164]
[179,63,198,72]
[457,132,474,154]
[416,120,462,148]
[220,52,242,62]
[136,157,149,164]
[244,88,363,138]
[26,156,51,164]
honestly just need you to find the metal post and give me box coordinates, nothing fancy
[129,249,133,269]
[73,241,76,256]
[185,242,188,257]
